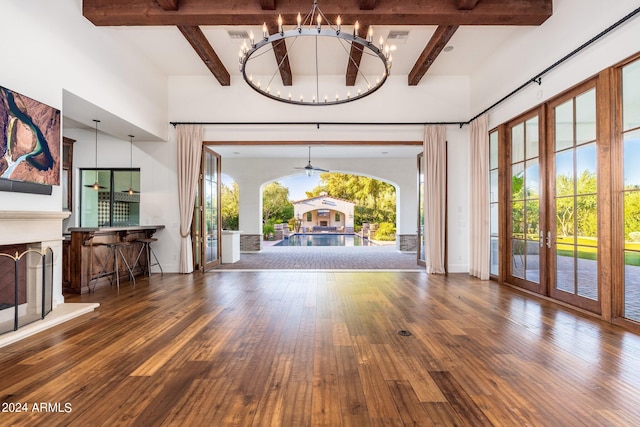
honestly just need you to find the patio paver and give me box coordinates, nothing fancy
[214,245,421,270]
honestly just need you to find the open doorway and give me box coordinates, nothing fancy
[261,172,397,247]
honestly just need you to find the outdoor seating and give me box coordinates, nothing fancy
[312,226,337,232]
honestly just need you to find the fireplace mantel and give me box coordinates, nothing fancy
[0,210,70,314]
[0,211,70,246]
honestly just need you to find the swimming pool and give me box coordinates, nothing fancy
[275,234,372,247]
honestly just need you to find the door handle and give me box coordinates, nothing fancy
[539,231,544,248]
[546,231,552,249]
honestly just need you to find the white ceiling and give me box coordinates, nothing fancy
[109,24,525,77]
[64,15,533,159]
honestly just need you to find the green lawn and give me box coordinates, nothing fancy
[554,236,640,266]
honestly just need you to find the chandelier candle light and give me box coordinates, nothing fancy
[239,0,393,106]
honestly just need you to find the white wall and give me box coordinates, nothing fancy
[169,74,469,125]
[65,127,181,273]
[0,1,174,273]
[0,0,168,212]
[471,0,640,128]
[446,126,470,273]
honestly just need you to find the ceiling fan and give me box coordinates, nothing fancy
[295,146,328,176]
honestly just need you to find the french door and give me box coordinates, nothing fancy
[547,83,600,313]
[417,152,425,266]
[193,147,221,271]
[505,80,601,313]
[507,112,546,294]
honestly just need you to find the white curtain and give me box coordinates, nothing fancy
[177,125,203,274]
[469,114,490,280]
[424,125,447,274]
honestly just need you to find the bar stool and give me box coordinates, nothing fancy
[111,241,136,289]
[92,241,136,291]
[134,237,163,276]
[89,242,113,292]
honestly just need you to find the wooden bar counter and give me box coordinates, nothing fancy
[65,225,164,294]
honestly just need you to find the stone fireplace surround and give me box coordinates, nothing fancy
[0,211,98,348]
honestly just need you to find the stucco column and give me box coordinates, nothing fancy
[236,176,263,252]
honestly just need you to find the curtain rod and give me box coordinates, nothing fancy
[169,121,465,128]
[170,6,640,129]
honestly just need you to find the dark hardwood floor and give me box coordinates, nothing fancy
[1,271,640,426]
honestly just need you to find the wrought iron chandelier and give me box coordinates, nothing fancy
[239,0,393,106]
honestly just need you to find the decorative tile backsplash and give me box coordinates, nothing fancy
[98,192,130,226]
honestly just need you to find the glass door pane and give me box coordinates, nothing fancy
[549,88,600,313]
[80,169,110,227]
[417,153,425,266]
[202,147,221,270]
[192,179,202,271]
[622,59,640,322]
[490,131,499,276]
[507,116,543,293]
[113,170,140,226]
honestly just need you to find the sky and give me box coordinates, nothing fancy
[222,173,322,201]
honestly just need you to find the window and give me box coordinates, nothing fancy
[335,212,341,222]
[80,168,140,227]
[306,211,312,222]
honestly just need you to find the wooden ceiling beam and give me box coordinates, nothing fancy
[259,0,276,10]
[403,0,478,85]
[408,25,458,86]
[456,0,480,10]
[155,0,179,11]
[345,24,369,87]
[177,25,231,86]
[266,22,293,86]
[359,0,377,11]
[83,0,552,26]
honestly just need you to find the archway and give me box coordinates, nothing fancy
[258,171,399,246]
[216,150,420,258]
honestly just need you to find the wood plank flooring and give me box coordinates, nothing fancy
[1,271,640,426]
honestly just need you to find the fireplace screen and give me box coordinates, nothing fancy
[0,246,53,335]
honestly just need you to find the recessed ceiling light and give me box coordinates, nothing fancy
[233,151,240,155]
[381,151,388,155]
[444,45,454,52]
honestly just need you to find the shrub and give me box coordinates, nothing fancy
[374,222,396,241]
[263,224,275,240]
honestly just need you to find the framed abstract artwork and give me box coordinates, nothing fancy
[0,85,60,194]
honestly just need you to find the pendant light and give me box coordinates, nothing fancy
[122,134,139,195]
[84,119,105,190]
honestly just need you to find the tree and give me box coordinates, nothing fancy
[554,170,598,238]
[555,174,574,237]
[576,170,597,238]
[306,173,396,225]
[221,182,239,230]
[263,181,294,225]
[624,190,640,240]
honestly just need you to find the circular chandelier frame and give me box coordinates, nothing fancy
[239,2,392,106]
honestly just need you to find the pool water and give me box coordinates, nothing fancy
[275,234,372,247]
